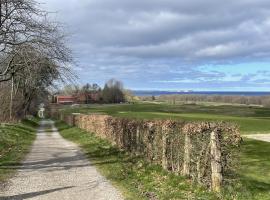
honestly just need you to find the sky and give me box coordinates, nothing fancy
[41,0,270,91]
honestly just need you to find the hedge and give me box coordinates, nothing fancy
[55,112,241,192]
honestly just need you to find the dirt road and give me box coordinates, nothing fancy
[0,120,123,200]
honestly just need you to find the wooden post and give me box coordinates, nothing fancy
[162,127,168,170]
[170,140,174,172]
[9,74,14,120]
[136,126,140,154]
[176,134,181,174]
[210,131,222,192]
[148,130,153,161]
[182,133,191,176]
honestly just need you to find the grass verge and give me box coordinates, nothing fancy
[238,139,270,200]
[0,118,38,183]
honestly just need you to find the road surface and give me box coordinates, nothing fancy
[0,120,123,200]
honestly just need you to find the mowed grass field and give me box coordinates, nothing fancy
[60,103,270,134]
[59,103,270,199]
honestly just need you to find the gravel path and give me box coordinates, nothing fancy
[0,120,123,200]
[243,133,270,142]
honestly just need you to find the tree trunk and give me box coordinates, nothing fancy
[9,74,14,120]
[162,128,168,170]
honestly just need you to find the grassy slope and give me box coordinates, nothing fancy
[0,119,38,182]
[60,103,270,134]
[57,121,270,200]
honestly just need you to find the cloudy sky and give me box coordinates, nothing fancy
[41,0,270,91]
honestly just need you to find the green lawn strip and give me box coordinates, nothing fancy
[0,119,37,182]
[57,121,225,200]
[59,103,270,134]
[113,112,270,134]
[60,103,270,118]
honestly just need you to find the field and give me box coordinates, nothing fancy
[60,103,270,134]
[58,102,270,199]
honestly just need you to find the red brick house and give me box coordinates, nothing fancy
[54,95,76,104]
[53,92,101,104]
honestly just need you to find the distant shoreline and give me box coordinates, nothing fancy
[133,90,270,97]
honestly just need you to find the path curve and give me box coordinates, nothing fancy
[243,133,270,142]
[0,120,123,200]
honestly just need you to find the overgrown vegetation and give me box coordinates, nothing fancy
[57,122,218,199]
[58,112,241,191]
[0,118,38,182]
[56,121,270,199]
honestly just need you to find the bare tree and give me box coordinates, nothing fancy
[102,79,125,103]
[0,0,74,120]
[0,0,49,51]
[5,43,71,119]
[0,0,72,82]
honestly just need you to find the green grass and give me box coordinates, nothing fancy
[60,103,270,134]
[115,112,270,134]
[56,121,270,200]
[0,118,37,182]
[238,139,270,199]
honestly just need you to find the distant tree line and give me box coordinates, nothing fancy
[0,0,73,121]
[57,79,127,104]
[151,94,270,106]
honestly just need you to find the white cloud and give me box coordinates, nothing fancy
[40,0,270,89]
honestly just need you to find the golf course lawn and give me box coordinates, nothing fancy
[59,103,270,134]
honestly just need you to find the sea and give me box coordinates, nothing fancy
[133,90,270,97]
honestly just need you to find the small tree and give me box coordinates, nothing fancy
[81,83,91,103]
[102,79,125,103]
